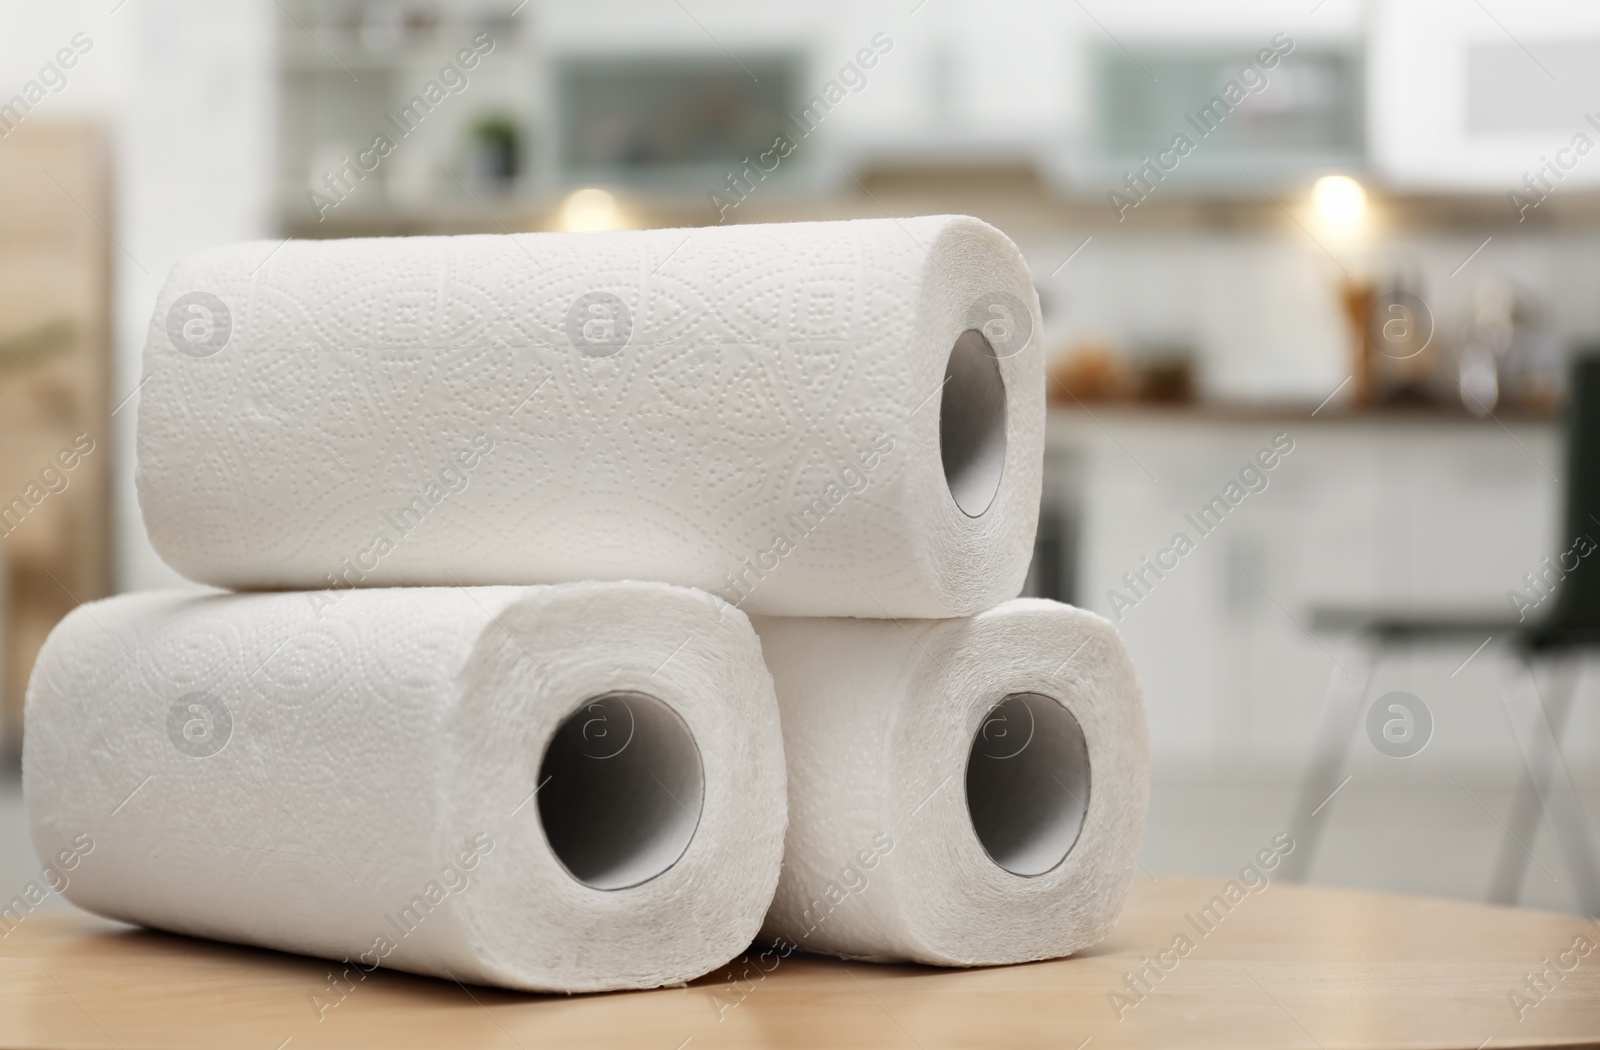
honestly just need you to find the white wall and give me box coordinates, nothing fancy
[0,2,129,120]
[114,0,277,591]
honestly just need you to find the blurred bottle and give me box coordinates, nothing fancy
[1456,280,1511,415]
[1128,337,1195,404]
[1339,278,1374,403]
[1049,340,1134,403]
[1455,280,1563,416]
[1364,272,1437,406]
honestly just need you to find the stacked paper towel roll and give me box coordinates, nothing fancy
[26,214,1148,990]
[26,584,784,991]
[754,600,1147,965]
[135,216,1043,617]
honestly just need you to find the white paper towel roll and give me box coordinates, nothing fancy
[135,216,1042,617]
[23,583,786,992]
[752,599,1148,965]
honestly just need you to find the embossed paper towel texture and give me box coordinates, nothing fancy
[24,583,786,992]
[754,599,1149,965]
[136,216,1043,617]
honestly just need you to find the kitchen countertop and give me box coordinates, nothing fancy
[2,876,1596,1049]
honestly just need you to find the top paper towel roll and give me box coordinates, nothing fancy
[136,216,1042,617]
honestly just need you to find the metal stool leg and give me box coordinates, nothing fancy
[1498,655,1600,914]
[1282,638,1375,882]
[1489,657,1581,904]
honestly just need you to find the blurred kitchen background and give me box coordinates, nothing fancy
[3,0,1599,915]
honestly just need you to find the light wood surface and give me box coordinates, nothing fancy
[0,120,113,757]
[1,876,1597,1049]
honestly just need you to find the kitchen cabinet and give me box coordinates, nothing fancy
[275,0,540,226]
[1044,407,1570,770]
[538,0,1063,188]
[1369,0,1600,194]
[1045,0,1365,194]
[807,0,1075,169]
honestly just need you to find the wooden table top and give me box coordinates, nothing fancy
[2,876,1597,1050]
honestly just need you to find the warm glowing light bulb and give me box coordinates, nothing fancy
[555,187,625,232]
[1312,175,1367,226]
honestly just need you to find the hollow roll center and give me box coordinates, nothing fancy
[537,691,703,891]
[939,328,1008,517]
[964,692,1090,877]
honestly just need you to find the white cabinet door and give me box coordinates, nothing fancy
[1056,412,1559,766]
[1370,0,1600,194]
[822,0,1075,166]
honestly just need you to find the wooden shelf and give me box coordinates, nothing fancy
[1045,400,1561,426]
[2,877,1596,1048]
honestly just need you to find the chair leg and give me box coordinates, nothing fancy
[1281,639,1375,882]
[1488,657,1581,905]
[1497,655,1600,914]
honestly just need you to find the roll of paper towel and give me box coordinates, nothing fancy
[23,583,786,992]
[136,216,1042,617]
[752,599,1148,965]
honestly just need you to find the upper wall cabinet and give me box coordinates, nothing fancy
[272,0,1600,224]
[1085,42,1363,191]
[275,0,536,227]
[539,0,815,193]
[807,0,1077,167]
[542,0,1073,186]
[552,53,805,189]
[1042,0,1366,198]
[1369,0,1600,196]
